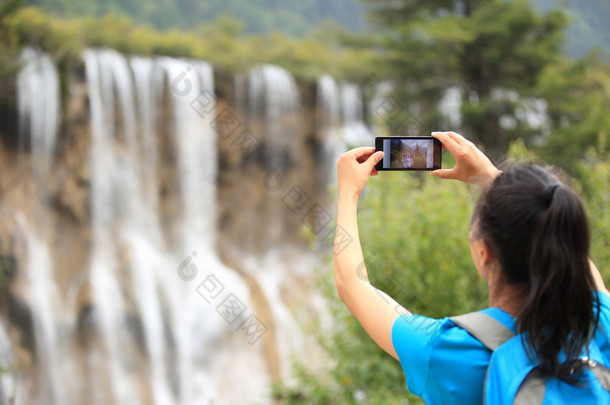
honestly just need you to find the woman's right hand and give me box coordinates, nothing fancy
[430,131,502,186]
[336,147,384,198]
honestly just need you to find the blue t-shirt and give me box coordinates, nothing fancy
[392,291,610,404]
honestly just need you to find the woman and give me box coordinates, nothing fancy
[334,131,609,403]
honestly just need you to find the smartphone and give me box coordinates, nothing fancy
[375,136,442,171]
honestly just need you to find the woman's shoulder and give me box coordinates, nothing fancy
[392,312,491,404]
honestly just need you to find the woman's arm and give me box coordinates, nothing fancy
[590,259,610,295]
[334,147,408,360]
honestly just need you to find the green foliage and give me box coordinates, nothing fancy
[579,139,610,278]
[0,0,26,90]
[360,171,488,317]
[18,0,610,59]
[26,0,368,35]
[0,7,380,81]
[535,54,610,175]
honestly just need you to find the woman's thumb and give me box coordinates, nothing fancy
[367,151,384,169]
[431,169,451,179]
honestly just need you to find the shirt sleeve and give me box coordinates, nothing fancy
[391,313,444,396]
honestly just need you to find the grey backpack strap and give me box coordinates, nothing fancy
[514,369,546,404]
[450,312,516,350]
[514,359,610,403]
[451,312,532,404]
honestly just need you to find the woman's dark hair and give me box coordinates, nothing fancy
[472,164,599,381]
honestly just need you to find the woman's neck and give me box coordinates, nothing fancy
[488,278,526,317]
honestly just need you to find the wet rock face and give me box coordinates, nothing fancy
[214,67,322,255]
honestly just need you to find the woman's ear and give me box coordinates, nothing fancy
[479,239,495,268]
[470,236,496,281]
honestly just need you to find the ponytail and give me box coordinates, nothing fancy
[474,165,599,381]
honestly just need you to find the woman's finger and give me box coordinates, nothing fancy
[351,146,377,160]
[446,131,467,144]
[432,132,460,154]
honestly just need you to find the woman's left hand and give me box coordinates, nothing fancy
[336,147,384,198]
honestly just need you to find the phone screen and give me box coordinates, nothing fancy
[375,136,442,171]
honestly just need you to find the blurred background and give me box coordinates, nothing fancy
[0,0,608,404]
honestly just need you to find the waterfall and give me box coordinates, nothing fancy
[317,74,341,134]
[234,64,313,383]
[17,48,60,183]
[316,76,374,164]
[159,58,218,251]
[8,47,331,405]
[158,56,220,405]
[316,74,343,187]
[81,49,258,404]
[237,64,305,248]
[0,319,16,404]
[83,48,144,405]
[126,56,177,405]
[248,64,301,168]
[340,82,372,146]
[15,47,65,405]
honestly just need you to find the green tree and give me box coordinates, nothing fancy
[0,0,25,96]
[361,0,567,157]
[535,54,610,175]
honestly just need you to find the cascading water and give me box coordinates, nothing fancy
[17,48,60,184]
[248,64,301,168]
[82,49,260,404]
[0,319,16,404]
[127,55,172,405]
[234,64,314,383]
[240,64,304,247]
[317,74,342,132]
[316,76,374,174]
[15,47,64,405]
[340,82,372,146]
[316,74,343,187]
[158,56,240,405]
[83,47,146,405]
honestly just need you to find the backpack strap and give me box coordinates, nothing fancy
[450,311,515,350]
[513,369,546,404]
[452,312,545,404]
